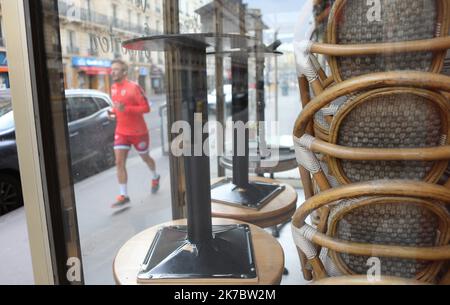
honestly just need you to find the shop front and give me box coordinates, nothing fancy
[71,56,111,93]
[150,65,163,95]
[0,51,9,89]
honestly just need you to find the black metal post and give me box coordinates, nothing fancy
[231,52,250,188]
[208,3,284,211]
[231,1,249,188]
[181,45,213,244]
[214,0,226,177]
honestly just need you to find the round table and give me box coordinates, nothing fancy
[113,218,285,285]
[219,149,298,175]
[211,176,298,228]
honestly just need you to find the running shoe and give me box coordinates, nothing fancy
[111,195,130,208]
[151,175,161,194]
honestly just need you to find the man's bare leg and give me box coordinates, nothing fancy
[116,149,129,184]
[112,149,131,206]
[140,153,160,193]
[140,153,156,174]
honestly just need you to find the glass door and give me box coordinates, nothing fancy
[4,0,174,284]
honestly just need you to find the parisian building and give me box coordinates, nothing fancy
[57,0,165,95]
[0,4,8,89]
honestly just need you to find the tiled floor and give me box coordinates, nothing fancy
[276,222,310,285]
[274,187,310,285]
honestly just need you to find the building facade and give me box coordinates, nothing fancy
[58,0,165,95]
[0,3,8,89]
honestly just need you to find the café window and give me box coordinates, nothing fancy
[1,0,449,286]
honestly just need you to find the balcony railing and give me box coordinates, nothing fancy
[66,46,80,54]
[58,0,160,35]
[88,48,99,56]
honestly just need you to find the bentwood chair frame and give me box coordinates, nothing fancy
[291,180,450,284]
[296,0,450,141]
[292,71,450,281]
[298,0,450,93]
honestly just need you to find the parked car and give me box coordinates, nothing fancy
[0,89,116,215]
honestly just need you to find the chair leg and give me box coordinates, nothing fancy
[444,178,450,189]
[271,219,291,238]
[271,225,280,238]
[297,248,313,281]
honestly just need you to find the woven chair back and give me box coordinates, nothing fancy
[327,197,450,280]
[327,0,449,82]
[327,88,450,185]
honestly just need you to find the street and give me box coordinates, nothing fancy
[0,88,304,284]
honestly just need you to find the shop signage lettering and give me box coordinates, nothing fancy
[89,30,151,60]
[72,57,111,67]
[66,257,81,283]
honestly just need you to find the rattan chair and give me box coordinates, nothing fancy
[291,180,450,283]
[292,72,450,283]
[310,275,431,285]
[295,71,450,204]
[296,0,450,142]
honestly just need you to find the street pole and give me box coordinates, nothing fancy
[214,0,225,177]
[163,0,185,220]
[274,30,279,123]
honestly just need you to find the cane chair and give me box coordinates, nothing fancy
[312,0,336,44]
[291,180,450,283]
[292,72,450,282]
[295,72,450,200]
[296,0,450,143]
[310,275,431,285]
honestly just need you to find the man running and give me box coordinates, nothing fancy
[108,59,160,208]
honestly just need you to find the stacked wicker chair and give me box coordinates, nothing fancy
[292,0,450,284]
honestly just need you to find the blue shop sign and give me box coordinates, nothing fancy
[72,57,111,68]
[0,52,7,66]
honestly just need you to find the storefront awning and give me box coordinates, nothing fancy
[0,66,8,73]
[78,66,111,75]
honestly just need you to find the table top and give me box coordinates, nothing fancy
[211,176,298,227]
[123,33,255,52]
[113,218,285,285]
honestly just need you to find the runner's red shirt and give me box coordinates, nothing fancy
[111,79,150,136]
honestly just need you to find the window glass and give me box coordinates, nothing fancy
[94,97,110,109]
[67,97,99,121]
[24,0,450,286]
[53,0,171,284]
[51,0,303,284]
[0,6,32,284]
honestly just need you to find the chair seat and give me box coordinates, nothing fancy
[313,95,347,139]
